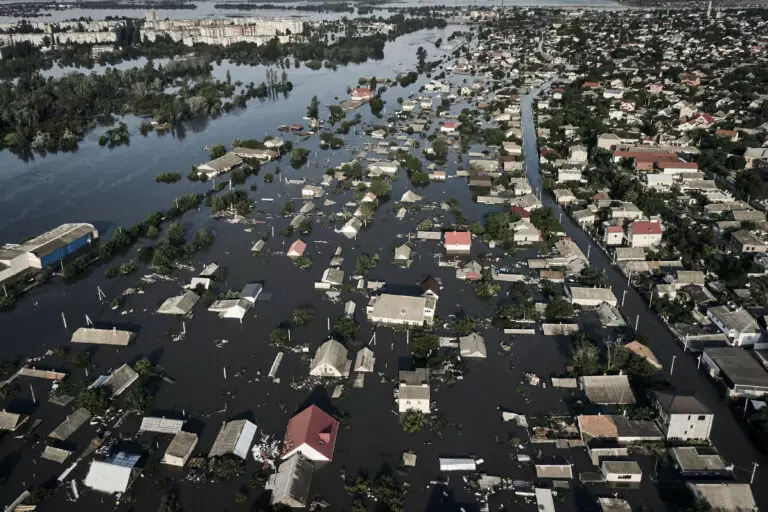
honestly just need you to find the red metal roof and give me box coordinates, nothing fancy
[631,221,662,235]
[510,205,531,218]
[351,87,372,97]
[282,405,339,461]
[288,239,307,256]
[443,121,457,129]
[444,231,471,246]
[607,225,624,233]
[659,161,698,169]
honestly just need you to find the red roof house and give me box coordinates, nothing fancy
[630,221,662,235]
[510,205,531,218]
[444,231,471,253]
[441,121,457,133]
[287,239,307,258]
[281,405,339,462]
[351,87,373,100]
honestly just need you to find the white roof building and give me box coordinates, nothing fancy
[84,461,137,494]
[209,419,257,459]
[459,333,487,358]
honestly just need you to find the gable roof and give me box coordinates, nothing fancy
[282,405,339,461]
[444,231,471,246]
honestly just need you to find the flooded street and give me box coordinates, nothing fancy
[0,22,577,512]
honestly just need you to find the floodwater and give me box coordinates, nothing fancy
[0,23,591,512]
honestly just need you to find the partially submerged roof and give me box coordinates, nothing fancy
[164,431,198,461]
[597,497,632,512]
[601,460,642,475]
[0,411,26,431]
[157,291,200,315]
[670,446,730,473]
[624,341,661,368]
[459,332,487,358]
[353,347,375,372]
[99,363,139,397]
[580,375,636,404]
[41,445,72,463]
[139,416,185,434]
[209,419,257,459]
[268,453,314,508]
[578,414,662,441]
[84,461,135,494]
[49,408,91,440]
[535,462,573,479]
[71,327,135,346]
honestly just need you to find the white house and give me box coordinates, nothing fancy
[706,306,762,347]
[569,145,588,164]
[601,461,642,483]
[557,168,582,183]
[653,391,714,441]
[603,224,624,246]
[627,221,663,247]
[398,369,430,413]
[444,231,471,254]
[338,217,363,239]
[367,293,436,326]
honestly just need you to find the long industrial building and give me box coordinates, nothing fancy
[0,223,98,284]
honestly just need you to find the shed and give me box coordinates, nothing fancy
[209,419,257,459]
[48,408,91,440]
[535,462,573,479]
[394,244,412,261]
[240,283,263,304]
[139,417,185,434]
[163,431,198,467]
[353,347,375,373]
[157,291,199,316]
[41,445,72,463]
[439,458,476,471]
[534,488,555,512]
[601,460,642,482]
[597,497,632,512]
[669,446,732,477]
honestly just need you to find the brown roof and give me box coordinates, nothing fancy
[578,415,618,439]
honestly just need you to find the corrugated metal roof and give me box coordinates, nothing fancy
[139,417,185,434]
[48,408,91,440]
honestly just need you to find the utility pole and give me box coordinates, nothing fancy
[634,314,639,331]
[622,290,627,307]
[750,462,759,485]
[587,245,591,259]
[649,290,654,308]
[670,355,677,376]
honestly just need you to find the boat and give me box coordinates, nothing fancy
[278,125,289,132]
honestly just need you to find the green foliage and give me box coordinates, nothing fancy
[354,254,378,276]
[370,97,385,116]
[371,475,405,512]
[483,211,519,245]
[431,137,448,162]
[370,178,391,197]
[329,104,346,125]
[411,332,438,361]
[571,337,601,376]
[155,171,182,184]
[264,173,274,183]
[453,316,476,336]
[210,456,245,481]
[281,201,295,215]
[402,410,428,433]
[578,267,608,287]
[307,95,319,119]
[270,327,291,348]
[77,387,110,415]
[545,298,574,321]
[292,307,315,326]
[125,387,153,414]
[529,207,562,237]
[293,255,312,270]
[146,225,161,239]
[334,316,359,341]
[734,169,768,201]
[209,144,227,159]
[71,351,91,368]
[290,147,309,169]
[416,219,433,231]
[134,358,155,377]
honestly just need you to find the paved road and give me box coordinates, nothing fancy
[519,87,767,505]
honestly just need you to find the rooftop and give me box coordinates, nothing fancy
[17,223,96,257]
[580,375,636,405]
[282,405,339,461]
[704,347,768,389]
[654,390,711,415]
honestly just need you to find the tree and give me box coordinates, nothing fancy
[210,456,245,481]
[134,358,155,377]
[329,104,345,125]
[411,332,438,361]
[453,316,476,336]
[572,337,601,376]
[270,327,290,348]
[370,178,391,197]
[307,95,319,120]
[545,298,574,321]
[77,387,110,415]
[402,410,427,433]
[334,316,358,341]
[209,144,226,159]
[71,351,91,368]
[734,169,768,201]
[431,137,448,162]
[292,307,315,326]
[159,489,181,512]
[125,388,153,414]
[372,475,405,512]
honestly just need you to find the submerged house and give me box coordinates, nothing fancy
[309,339,351,378]
[208,419,257,459]
[267,453,314,508]
[281,405,339,462]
